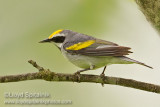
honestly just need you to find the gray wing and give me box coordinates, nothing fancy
[65,39,132,56]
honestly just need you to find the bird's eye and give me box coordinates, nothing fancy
[52,36,65,43]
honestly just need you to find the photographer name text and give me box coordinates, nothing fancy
[4,92,50,99]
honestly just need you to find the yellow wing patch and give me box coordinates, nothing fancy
[66,40,95,50]
[48,29,63,39]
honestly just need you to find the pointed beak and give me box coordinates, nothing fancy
[39,38,51,43]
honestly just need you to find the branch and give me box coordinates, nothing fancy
[135,0,160,33]
[0,60,160,94]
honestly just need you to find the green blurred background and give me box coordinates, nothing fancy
[0,0,160,107]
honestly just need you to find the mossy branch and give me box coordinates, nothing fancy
[0,60,160,94]
[135,0,160,32]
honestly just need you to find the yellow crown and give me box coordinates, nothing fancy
[48,29,63,39]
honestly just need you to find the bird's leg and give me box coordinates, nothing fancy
[74,65,95,82]
[75,68,90,75]
[100,66,107,77]
[100,66,107,87]
[75,65,95,75]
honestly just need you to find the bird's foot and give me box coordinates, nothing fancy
[73,71,81,82]
[100,73,105,87]
[100,73,105,78]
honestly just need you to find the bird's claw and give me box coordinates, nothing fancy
[74,71,81,82]
[100,73,105,78]
[100,73,105,87]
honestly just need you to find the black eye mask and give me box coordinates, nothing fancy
[52,36,65,43]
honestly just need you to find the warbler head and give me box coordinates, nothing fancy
[39,29,75,48]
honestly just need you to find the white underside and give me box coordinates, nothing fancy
[61,48,133,69]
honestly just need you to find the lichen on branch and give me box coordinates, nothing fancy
[0,60,160,94]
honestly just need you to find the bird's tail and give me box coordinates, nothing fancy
[121,57,153,69]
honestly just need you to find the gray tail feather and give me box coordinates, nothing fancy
[122,57,153,69]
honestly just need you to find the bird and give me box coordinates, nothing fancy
[39,29,153,76]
